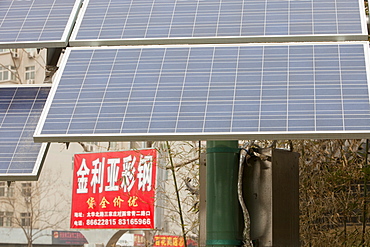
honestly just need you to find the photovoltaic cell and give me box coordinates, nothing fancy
[0,0,82,48]
[70,0,367,46]
[0,86,50,181]
[34,43,370,142]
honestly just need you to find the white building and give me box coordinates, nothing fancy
[0,48,47,85]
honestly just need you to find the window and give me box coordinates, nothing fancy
[0,183,4,197]
[25,48,37,58]
[0,66,16,82]
[85,142,100,152]
[0,49,16,53]
[20,212,31,227]
[21,183,32,197]
[24,48,36,53]
[7,185,14,198]
[0,182,14,197]
[0,212,13,227]
[25,66,35,81]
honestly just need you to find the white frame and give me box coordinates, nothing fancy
[0,0,83,49]
[0,85,51,181]
[33,42,370,142]
[69,0,369,47]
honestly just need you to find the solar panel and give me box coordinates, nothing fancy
[69,0,368,46]
[0,0,83,48]
[0,86,50,181]
[34,42,370,142]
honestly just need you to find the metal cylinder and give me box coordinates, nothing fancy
[206,140,242,247]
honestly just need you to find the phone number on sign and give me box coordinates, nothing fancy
[86,218,151,226]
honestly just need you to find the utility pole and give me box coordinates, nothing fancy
[206,141,243,247]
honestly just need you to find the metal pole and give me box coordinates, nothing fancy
[206,140,242,247]
[362,139,369,246]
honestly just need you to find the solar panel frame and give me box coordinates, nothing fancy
[0,85,50,181]
[69,0,368,47]
[0,0,83,49]
[34,42,370,142]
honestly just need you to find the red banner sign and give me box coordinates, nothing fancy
[70,149,157,229]
[52,231,88,245]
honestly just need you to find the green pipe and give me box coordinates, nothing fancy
[206,141,243,247]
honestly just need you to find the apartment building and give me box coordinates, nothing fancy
[0,48,47,85]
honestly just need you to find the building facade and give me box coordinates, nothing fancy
[0,48,46,85]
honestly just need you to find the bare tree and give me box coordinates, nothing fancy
[289,139,370,246]
[157,141,202,240]
[237,139,370,246]
[0,175,69,247]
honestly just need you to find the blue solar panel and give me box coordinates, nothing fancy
[70,0,367,46]
[0,86,50,181]
[34,43,370,141]
[0,0,82,48]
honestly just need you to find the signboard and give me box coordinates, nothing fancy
[134,234,146,246]
[52,231,88,245]
[70,149,157,229]
[153,235,197,247]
